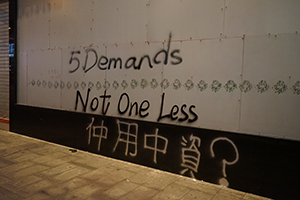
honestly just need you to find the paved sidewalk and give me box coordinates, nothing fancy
[0,130,271,200]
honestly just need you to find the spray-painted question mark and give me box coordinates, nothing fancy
[210,137,239,187]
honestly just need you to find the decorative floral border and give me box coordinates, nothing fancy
[273,80,287,94]
[211,80,222,92]
[224,80,237,93]
[239,80,252,93]
[291,81,300,95]
[29,78,300,95]
[196,80,208,92]
[256,80,269,93]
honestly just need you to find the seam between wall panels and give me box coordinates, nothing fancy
[26,51,28,105]
[223,0,226,35]
[238,37,245,132]
[60,48,62,108]
[146,0,150,43]
[48,2,51,49]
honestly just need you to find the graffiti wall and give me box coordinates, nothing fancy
[17,0,300,140]
[13,0,300,199]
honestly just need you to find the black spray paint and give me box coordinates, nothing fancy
[69,33,182,73]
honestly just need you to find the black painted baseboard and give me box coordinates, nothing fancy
[10,105,300,200]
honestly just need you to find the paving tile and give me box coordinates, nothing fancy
[10,164,49,179]
[120,186,160,200]
[86,192,116,200]
[32,155,60,164]
[0,175,11,185]
[42,158,68,167]
[4,150,31,161]
[104,180,139,199]
[24,192,53,200]
[0,161,36,175]
[143,171,178,190]
[176,177,222,195]
[69,160,98,171]
[48,151,71,159]
[18,142,47,151]
[95,171,130,190]
[126,168,158,184]
[112,168,136,179]
[108,159,145,173]
[212,187,246,200]
[70,156,111,169]
[80,166,118,180]
[94,168,136,187]
[0,186,23,200]
[0,147,22,157]
[29,146,62,155]
[217,187,246,199]
[39,162,77,176]
[67,177,93,188]
[63,183,102,200]
[243,193,272,200]
[52,167,91,182]
[152,183,190,200]
[8,174,42,188]
[181,189,215,200]
[42,186,68,198]
[0,157,15,168]
[16,179,55,197]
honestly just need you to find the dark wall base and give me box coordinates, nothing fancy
[10,105,300,200]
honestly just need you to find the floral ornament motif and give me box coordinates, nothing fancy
[184,79,194,91]
[81,81,86,89]
[239,80,252,93]
[273,80,287,94]
[60,81,65,89]
[256,80,269,93]
[130,79,138,89]
[140,79,148,89]
[210,80,222,92]
[37,80,41,87]
[96,81,102,90]
[74,81,79,89]
[197,80,208,92]
[42,80,47,88]
[103,80,110,90]
[54,81,59,89]
[67,81,72,89]
[48,81,53,88]
[224,80,237,92]
[121,80,128,90]
[88,82,94,89]
[31,80,35,86]
[112,81,119,90]
[160,79,170,89]
[150,78,158,89]
[172,79,181,90]
[291,81,300,95]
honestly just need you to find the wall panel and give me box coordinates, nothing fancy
[12,1,300,198]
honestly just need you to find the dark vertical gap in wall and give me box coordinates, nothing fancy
[9,0,17,132]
